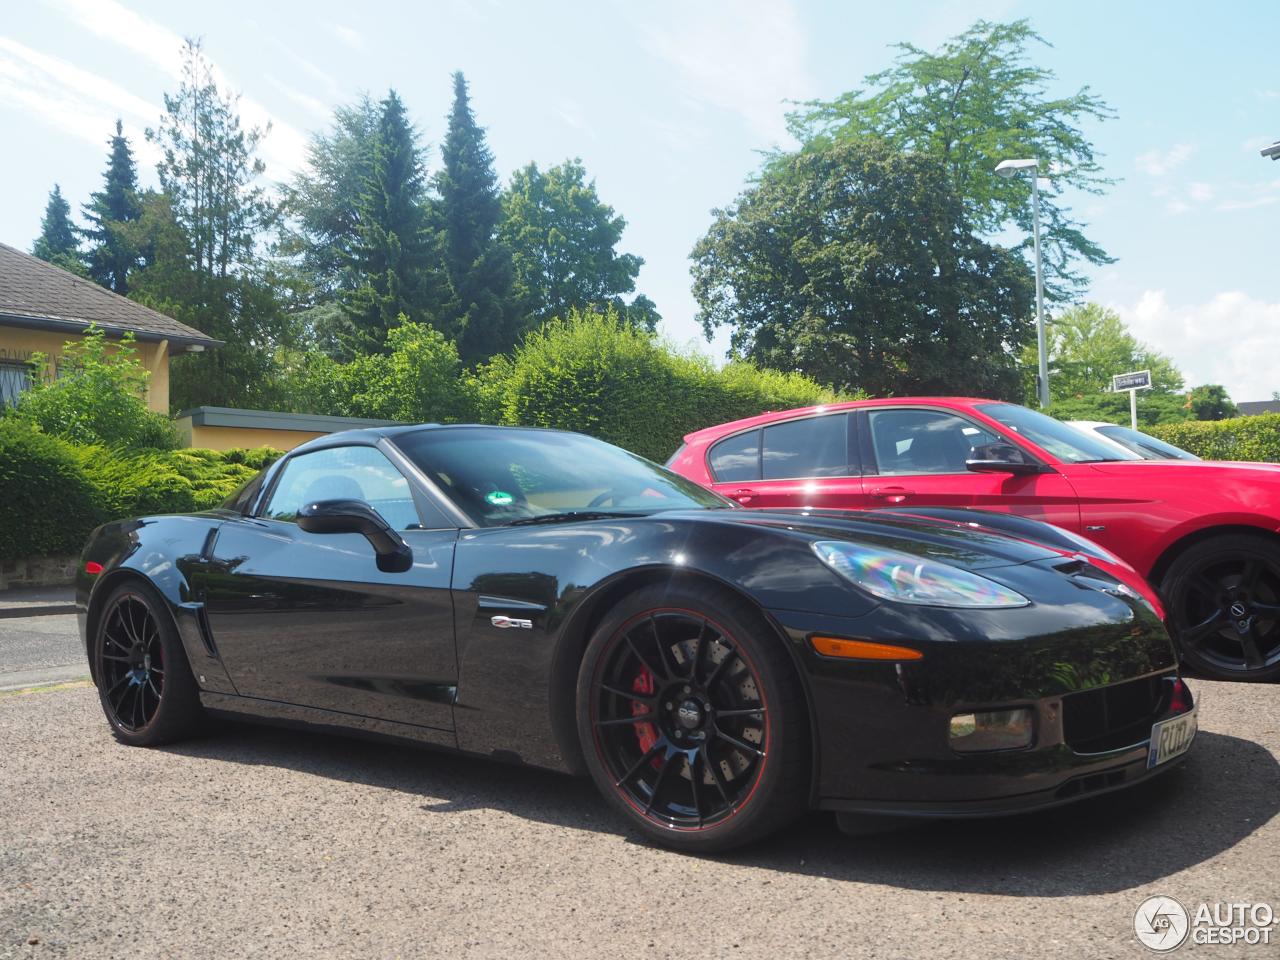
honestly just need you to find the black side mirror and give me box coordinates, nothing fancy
[966,442,1044,476]
[297,499,413,573]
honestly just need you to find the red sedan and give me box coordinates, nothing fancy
[667,397,1280,681]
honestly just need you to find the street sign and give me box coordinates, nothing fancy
[1111,370,1152,392]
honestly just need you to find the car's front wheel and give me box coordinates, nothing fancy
[576,582,809,852]
[1161,533,1280,682]
[93,581,204,745]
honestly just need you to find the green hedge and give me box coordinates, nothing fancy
[0,419,282,562]
[476,309,846,461]
[1148,413,1280,462]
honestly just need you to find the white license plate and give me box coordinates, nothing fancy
[1147,707,1197,769]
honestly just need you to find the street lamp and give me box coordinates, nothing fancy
[995,158,1049,409]
[1261,141,1280,161]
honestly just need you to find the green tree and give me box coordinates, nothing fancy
[691,139,1035,398]
[280,95,381,300]
[1187,384,1237,421]
[82,119,143,294]
[500,159,655,331]
[141,39,288,409]
[788,19,1114,297]
[338,90,439,356]
[1034,303,1183,401]
[32,185,84,274]
[436,71,516,364]
[12,326,178,449]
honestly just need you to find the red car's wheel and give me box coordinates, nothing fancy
[1162,533,1280,682]
[576,583,808,852]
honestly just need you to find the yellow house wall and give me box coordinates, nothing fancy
[0,325,170,412]
[176,421,326,452]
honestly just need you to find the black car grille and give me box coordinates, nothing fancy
[1062,675,1169,753]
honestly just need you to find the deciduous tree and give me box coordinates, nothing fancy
[788,19,1114,297]
[691,139,1035,398]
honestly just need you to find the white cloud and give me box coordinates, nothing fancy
[0,36,162,167]
[1188,182,1214,202]
[640,0,813,144]
[1135,144,1193,177]
[265,73,329,121]
[324,23,366,52]
[48,0,309,178]
[1121,290,1280,400]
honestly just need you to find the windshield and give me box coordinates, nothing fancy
[393,427,731,526]
[976,403,1142,463]
[1097,424,1200,460]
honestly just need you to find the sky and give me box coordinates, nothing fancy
[2,0,1278,401]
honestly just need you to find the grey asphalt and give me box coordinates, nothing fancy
[1,677,1277,959]
[0,615,86,691]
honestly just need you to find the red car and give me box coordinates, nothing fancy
[668,397,1280,682]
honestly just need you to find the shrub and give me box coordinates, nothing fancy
[476,308,845,461]
[0,420,102,561]
[10,325,180,450]
[1149,414,1280,463]
[0,419,284,561]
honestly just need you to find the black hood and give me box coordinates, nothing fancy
[672,508,1063,571]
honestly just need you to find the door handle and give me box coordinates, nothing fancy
[730,488,756,504]
[869,486,914,504]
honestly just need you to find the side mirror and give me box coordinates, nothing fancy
[297,499,413,573]
[966,442,1044,476]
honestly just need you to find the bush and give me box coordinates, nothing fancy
[475,308,845,461]
[0,420,102,561]
[0,417,284,561]
[1047,392,1191,427]
[1149,414,1280,463]
[9,325,180,450]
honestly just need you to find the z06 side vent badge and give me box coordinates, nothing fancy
[491,616,533,630]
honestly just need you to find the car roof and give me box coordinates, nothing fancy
[288,422,578,456]
[680,397,1000,443]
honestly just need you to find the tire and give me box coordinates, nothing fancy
[92,580,204,746]
[1160,533,1280,682]
[576,581,809,852]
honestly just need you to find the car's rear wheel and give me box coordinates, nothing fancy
[576,582,808,852]
[1161,533,1280,682]
[93,581,203,745]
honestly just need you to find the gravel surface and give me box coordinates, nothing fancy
[1,678,1277,959]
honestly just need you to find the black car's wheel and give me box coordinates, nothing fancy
[576,582,808,852]
[93,581,203,745]
[1161,534,1280,682]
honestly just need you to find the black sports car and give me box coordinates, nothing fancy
[76,424,1198,852]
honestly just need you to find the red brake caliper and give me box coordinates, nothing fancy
[632,665,661,767]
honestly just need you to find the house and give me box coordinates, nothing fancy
[1238,400,1280,417]
[0,242,220,411]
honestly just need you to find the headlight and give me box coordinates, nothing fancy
[812,541,1029,608]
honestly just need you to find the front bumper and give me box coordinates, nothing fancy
[770,559,1193,817]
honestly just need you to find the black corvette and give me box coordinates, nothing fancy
[77,424,1198,851]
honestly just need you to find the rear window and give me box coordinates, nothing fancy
[708,430,760,482]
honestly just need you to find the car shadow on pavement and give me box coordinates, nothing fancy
[166,726,1275,896]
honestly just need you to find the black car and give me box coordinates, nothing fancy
[77,425,1198,852]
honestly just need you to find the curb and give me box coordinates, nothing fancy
[0,604,77,620]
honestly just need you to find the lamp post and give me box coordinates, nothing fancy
[995,158,1048,409]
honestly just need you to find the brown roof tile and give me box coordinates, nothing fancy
[0,242,220,346]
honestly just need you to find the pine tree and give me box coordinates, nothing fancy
[435,71,515,364]
[338,90,436,355]
[82,119,143,294]
[32,185,83,273]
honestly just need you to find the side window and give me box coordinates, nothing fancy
[868,410,998,476]
[708,430,761,483]
[762,414,849,480]
[262,446,424,531]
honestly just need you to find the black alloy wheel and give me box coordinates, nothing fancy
[1163,533,1280,682]
[577,583,808,852]
[94,581,203,745]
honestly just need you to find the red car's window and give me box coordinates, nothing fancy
[762,414,849,479]
[709,430,761,482]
